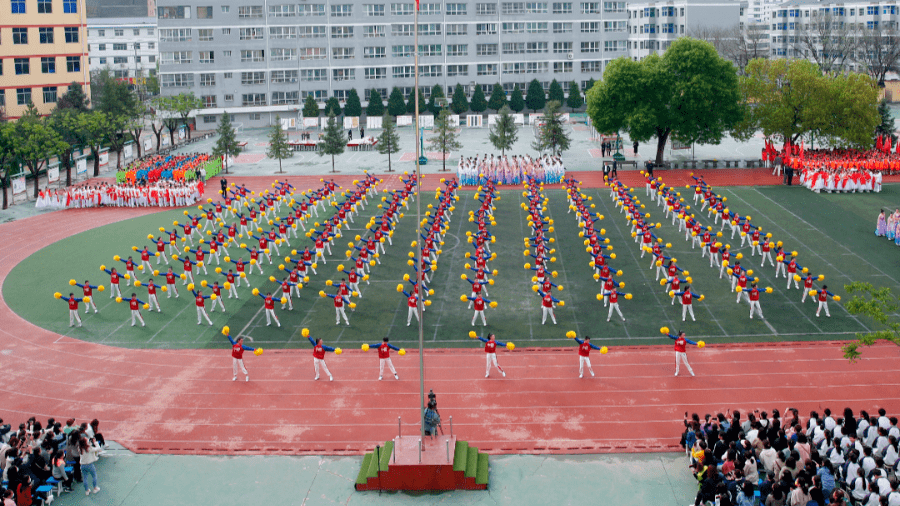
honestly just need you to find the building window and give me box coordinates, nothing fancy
[446,3,466,15]
[299,26,326,38]
[392,45,414,57]
[603,1,624,12]
[221,5,229,11]
[447,44,467,56]
[447,64,468,76]
[331,4,352,16]
[13,28,28,44]
[552,2,571,13]
[17,88,32,105]
[224,94,234,101]
[331,26,353,38]
[200,73,216,86]
[239,28,264,40]
[476,44,497,56]
[240,50,265,62]
[271,91,299,105]
[271,48,297,61]
[553,22,572,33]
[446,24,467,35]
[553,41,572,53]
[0,91,4,107]
[581,22,600,32]
[581,2,600,13]
[271,70,298,82]
[581,41,601,52]
[502,2,524,14]
[553,61,572,73]
[242,94,266,106]
[604,20,626,31]
[604,40,624,52]
[197,6,213,18]
[418,23,441,35]
[15,58,30,75]
[149,42,155,49]
[113,43,126,50]
[300,47,327,60]
[392,24,414,36]
[419,44,441,56]
[332,68,355,80]
[157,6,189,18]
[199,51,214,64]
[300,69,328,81]
[391,3,414,15]
[112,56,127,64]
[393,65,414,78]
[420,3,440,14]
[133,28,140,36]
[198,29,213,41]
[202,114,216,122]
[114,28,123,36]
[502,61,548,74]
[299,4,325,15]
[502,22,525,33]
[222,28,230,35]
[332,47,354,60]
[160,29,191,42]
[476,23,497,35]
[42,86,58,103]
[477,64,497,76]
[364,3,384,16]
[98,57,106,64]
[11,0,25,13]
[63,0,76,12]
[301,90,327,101]
[364,46,386,58]
[161,52,192,65]
[238,5,263,17]
[39,27,54,43]
[364,67,387,80]
[268,4,296,16]
[419,65,441,77]
[249,113,261,120]
[269,27,297,39]
[241,71,266,85]
[37,0,51,13]
[476,2,495,14]
[581,60,602,72]
[364,25,386,37]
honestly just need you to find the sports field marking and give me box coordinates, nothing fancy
[146,302,193,343]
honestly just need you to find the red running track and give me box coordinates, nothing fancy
[1,171,898,456]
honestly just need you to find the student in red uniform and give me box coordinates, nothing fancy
[324,291,351,326]
[154,236,169,265]
[672,285,702,322]
[74,280,100,313]
[209,281,225,312]
[144,278,161,312]
[666,330,697,377]
[606,289,628,322]
[366,337,401,380]
[308,334,335,381]
[139,246,153,273]
[574,335,601,378]
[60,293,85,327]
[192,289,214,326]
[102,266,122,299]
[474,333,507,378]
[464,295,493,327]
[537,289,560,325]
[164,267,179,298]
[257,291,281,327]
[815,285,835,318]
[126,293,146,327]
[402,290,420,326]
[226,331,255,382]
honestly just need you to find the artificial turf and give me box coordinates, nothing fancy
[6,182,899,351]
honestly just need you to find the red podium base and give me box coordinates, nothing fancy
[355,436,489,491]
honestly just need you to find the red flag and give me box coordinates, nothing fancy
[877,135,883,151]
[887,136,892,154]
[416,0,419,9]
[895,137,900,155]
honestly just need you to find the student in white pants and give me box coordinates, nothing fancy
[146,281,161,312]
[128,295,146,327]
[308,336,335,381]
[668,331,696,377]
[574,336,601,378]
[367,338,400,380]
[61,294,84,327]
[475,333,507,378]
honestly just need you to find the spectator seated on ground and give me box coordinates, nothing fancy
[679,406,900,506]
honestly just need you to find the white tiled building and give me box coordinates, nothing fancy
[86,17,157,81]
[625,0,744,59]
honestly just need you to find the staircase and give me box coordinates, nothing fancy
[355,438,489,491]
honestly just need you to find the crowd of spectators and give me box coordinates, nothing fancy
[680,407,900,506]
[0,416,107,504]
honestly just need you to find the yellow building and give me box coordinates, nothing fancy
[0,0,90,118]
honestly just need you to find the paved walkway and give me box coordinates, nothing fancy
[51,444,697,506]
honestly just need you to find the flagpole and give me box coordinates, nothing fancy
[414,0,426,444]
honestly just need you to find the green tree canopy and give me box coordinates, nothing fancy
[303,94,320,118]
[325,96,342,117]
[470,85,488,113]
[212,111,242,173]
[489,105,518,156]
[13,104,68,198]
[366,89,385,117]
[531,100,571,156]
[428,109,462,172]
[876,99,895,140]
[0,122,15,209]
[407,90,427,115]
[91,68,142,167]
[488,83,507,112]
[57,82,90,111]
[451,84,469,115]
[842,282,900,362]
[388,87,407,117]
[267,116,293,173]
[566,82,584,111]
[548,79,565,106]
[344,88,362,117]
[509,85,525,113]
[428,85,446,115]
[318,112,345,172]
[588,38,743,164]
[526,79,547,112]
[376,111,401,172]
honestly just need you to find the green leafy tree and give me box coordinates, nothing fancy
[50,84,91,186]
[376,111,401,172]
[548,79,565,106]
[303,94,320,118]
[451,84,469,115]
[470,85,488,113]
[170,92,204,140]
[841,282,900,361]
[388,87,407,117]
[407,91,427,115]
[428,109,462,172]
[344,88,362,117]
[92,68,141,168]
[318,112,345,173]
[509,85,525,113]
[566,82,584,111]
[488,83,507,112]
[152,96,184,149]
[212,111,242,174]
[588,38,743,165]
[366,89,384,117]
[325,96,342,117]
[81,111,110,177]
[428,85,446,115]
[57,82,90,111]
[267,116,293,174]
[526,79,547,113]
[875,99,895,140]
[489,105,518,156]
[13,104,68,198]
[531,100,571,155]
[585,78,597,91]
[0,122,15,209]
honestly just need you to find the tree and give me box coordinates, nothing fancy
[12,104,68,199]
[168,92,203,141]
[585,78,597,92]
[509,85,525,113]
[716,24,769,75]
[376,111,401,172]
[318,112,345,173]
[791,12,858,75]
[548,79,565,105]
[526,79,547,113]
[267,116,292,174]
[876,99,895,140]
[303,94,320,118]
[450,84,469,115]
[470,85,488,113]
[841,282,900,362]
[325,96,342,117]
[853,24,900,85]
[407,91,427,115]
[388,87,407,117]
[489,105,518,156]
[344,88,362,117]
[428,109,462,172]
[737,58,880,148]
[153,96,183,149]
[0,122,15,209]
[92,68,141,168]
[366,89,384,117]
[57,82,89,111]
[428,85,446,115]
[566,82,583,111]
[531,101,571,156]
[212,112,242,174]
[51,84,91,186]
[488,83,507,112]
[81,111,110,177]
[588,38,743,165]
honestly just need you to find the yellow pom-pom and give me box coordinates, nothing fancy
[362,344,370,352]
[54,292,62,299]
[280,297,287,304]
[399,349,406,356]
[334,347,343,355]
[600,346,608,354]
[489,301,498,308]
[506,342,515,351]
[698,341,706,348]
[254,348,263,356]
[252,288,260,296]
[625,293,633,300]
[188,283,196,291]
[524,263,531,269]
[161,286,167,292]
[98,285,105,292]
[660,326,670,335]
[201,280,208,288]
[115,297,123,303]
[302,328,310,338]
[141,303,149,310]
[469,331,477,339]
[135,280,142,287]
[833,295,841,302]
[113,255,121,261]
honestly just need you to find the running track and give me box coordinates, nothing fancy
[1,170,898,456]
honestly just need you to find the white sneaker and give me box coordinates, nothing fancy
[93,487,100,493]
[394,374,399,380]
[314,376,319,381]
[379,376,382,381]
[579,373,583,378]
[591,371,595,377]
[246,376,249,382]
[485,373,489,378]
[329,376,333,381]
[86,491,91,496]
[233,376,237,381]
[501,371,506,377]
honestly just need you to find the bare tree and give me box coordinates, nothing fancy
[692,24,768,75]
[853,24,900,85]
[689,26,733,57]
[791,11,858,75]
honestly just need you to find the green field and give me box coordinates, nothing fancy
[7,183,900,350]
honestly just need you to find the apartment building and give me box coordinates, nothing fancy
[86,17,158,81]
[625,0,743,60]
[0,0,90,117]
[155,0,631,128]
